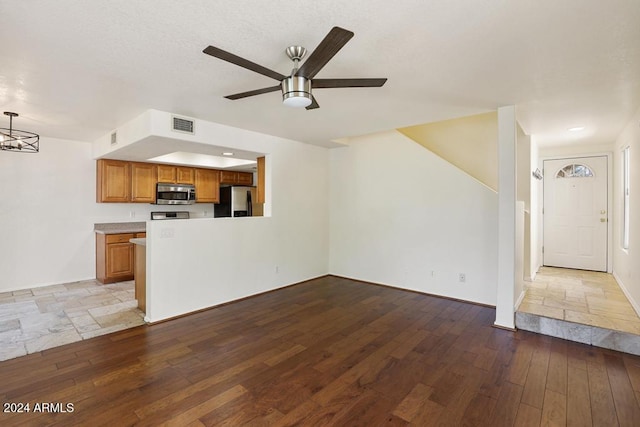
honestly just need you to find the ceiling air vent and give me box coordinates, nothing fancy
[172,115,195,135]
[110,131,117,145]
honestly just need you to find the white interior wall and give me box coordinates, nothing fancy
[0,137,97,291]
[613,106,640,313]
[495,106,517,329]
[538,143,615,159]
[517,125,531,211]
[515,201,526,308]
[530,137,542,278]
[328,130,498,306]
[516,123,532,283]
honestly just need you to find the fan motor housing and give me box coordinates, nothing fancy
[281,76,312,107]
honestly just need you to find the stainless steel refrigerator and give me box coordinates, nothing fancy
[214,186,263,217]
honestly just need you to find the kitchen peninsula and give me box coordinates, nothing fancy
[87,110,326,325]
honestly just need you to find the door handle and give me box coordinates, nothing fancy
[600,218,607,222]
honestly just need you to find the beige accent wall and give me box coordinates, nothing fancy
[398,112,498,191]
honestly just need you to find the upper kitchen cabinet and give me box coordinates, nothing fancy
[157,165,195,184]
[97,159,158,203]
[96,159,131,203]
[156,164,176,183]
[237,171,253,186]
[194,168,220,203]
[220,171,253,186]
[130,162,157,203]
[177,167,195,184]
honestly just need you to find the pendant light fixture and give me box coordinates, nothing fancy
[0,112,40,153]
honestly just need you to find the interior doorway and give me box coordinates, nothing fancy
[543,156,608,272]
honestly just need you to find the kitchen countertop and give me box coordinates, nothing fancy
[94,222,146,234]
[129,238,146,246]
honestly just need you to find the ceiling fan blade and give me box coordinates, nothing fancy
[305,96,320,110]
[224,85,281,100]
[296,27,354,79]
[312,78,388,88]
[203,45,286,81]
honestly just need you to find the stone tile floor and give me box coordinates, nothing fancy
[0,280,145,362]
[518,266,640,335]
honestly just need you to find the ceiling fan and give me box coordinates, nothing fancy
[203,27,387,110]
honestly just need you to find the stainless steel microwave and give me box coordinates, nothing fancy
[156,183,196,205]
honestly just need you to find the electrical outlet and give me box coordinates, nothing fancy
[459,273,466,283]
[275,265,279,274]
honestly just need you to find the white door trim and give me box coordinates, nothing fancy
[540,152,613,273]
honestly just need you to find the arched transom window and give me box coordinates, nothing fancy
[555,164,594,178]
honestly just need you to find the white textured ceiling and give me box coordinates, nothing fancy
[1,0,639,149]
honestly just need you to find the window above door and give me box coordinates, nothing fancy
[555,163,594,178]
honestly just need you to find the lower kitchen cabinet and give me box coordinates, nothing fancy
[96,232,146,284]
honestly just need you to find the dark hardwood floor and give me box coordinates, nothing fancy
[2,275,640,426]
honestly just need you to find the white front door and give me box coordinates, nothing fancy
[543,156,608,271]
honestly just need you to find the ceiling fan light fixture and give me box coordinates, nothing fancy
[204,27,386,110]
[282,76,312,108]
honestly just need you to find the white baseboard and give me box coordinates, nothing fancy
[613,271,640,318]
[514,289,526,310]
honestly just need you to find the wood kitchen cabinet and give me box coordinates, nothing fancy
[194,168,220,203]
[157,164,176,183]
[97,159,156,203]
[220,171,253,186]
[177,167,195,184]
[97,159,257,205]
[96,232,146,284]
[97,233,134,284]
[130,162,157,203]
[237,171,253,185]
[96,159,130,202]
[133,242,146,312]
[157,165,195,184]
[256,156,265,204]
